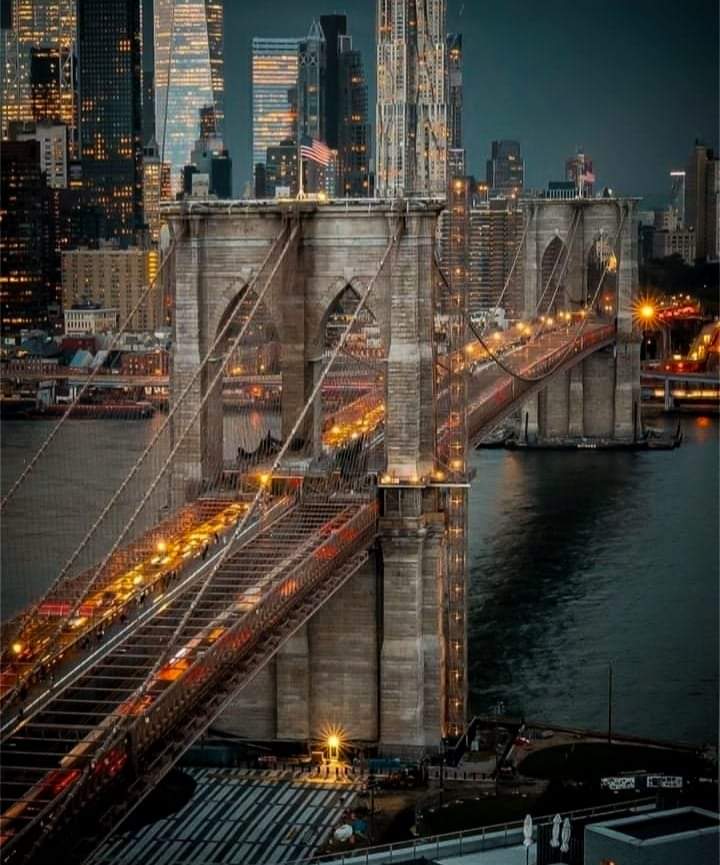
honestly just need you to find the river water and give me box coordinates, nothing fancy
[1,412,717,745]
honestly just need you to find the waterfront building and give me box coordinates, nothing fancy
[154,0,225,196]
[252,37,299,185]
[486,140,524,196]
[376,0,447,197]
[0,140,54,335]
[12,120,68,188]
[61,245,161,332]
[64,305,119,336]
[1,0,77,152]
[337,36,370,197]
[78,0,143,244]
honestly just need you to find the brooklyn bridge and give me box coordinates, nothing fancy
[0,189,640,864]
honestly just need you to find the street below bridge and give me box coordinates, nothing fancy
[88,768,359,865]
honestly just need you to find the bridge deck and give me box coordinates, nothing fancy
[0,497,376,858]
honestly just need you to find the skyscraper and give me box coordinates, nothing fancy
[376,0,447,197]
[154,0,225,195]
[78,0,143,242]
[446,33,462,148]
[252,37,299,181]
[1,0,77,153]
[670,170,686,225]
[686,142,719,260]
[0,140,54,334]
[486,140,524,196]
[319,14,347,150]
[337,38,370,197]
[446,32,463,178]
[297,20,325,144]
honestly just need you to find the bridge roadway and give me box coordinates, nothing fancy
[0,495,376,862]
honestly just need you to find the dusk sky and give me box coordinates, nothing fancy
[226,0,719,199]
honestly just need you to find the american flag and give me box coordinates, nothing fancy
[580,170,596,184]
[300,137,333,167]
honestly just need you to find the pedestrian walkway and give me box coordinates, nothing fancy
[89,767,360,865]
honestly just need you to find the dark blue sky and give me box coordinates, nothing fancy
[225,0,719,198]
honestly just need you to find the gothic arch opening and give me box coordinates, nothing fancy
[539,235,569,315]
[217,287,281,469]
[319,283,385,468]
[587,232,618,315]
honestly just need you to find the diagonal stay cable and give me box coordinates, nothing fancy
[464,208,627,385]
[4,220,295,691]
[116,213,404,735]
[533,208,581,318]
[1,234,181,512]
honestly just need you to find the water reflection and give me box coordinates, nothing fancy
[468,415,719,744]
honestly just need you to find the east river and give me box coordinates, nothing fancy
[2,412,717,745]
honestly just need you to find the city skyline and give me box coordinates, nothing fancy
[225,0,719,196]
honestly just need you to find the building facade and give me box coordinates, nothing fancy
[78,0,143,243]
[142,137,171,242]
[64,305,119,335]
[0,140,54,335]
[252,37,299,185]
[13,120,68,188]
[376,0,447,197]
[439,197,525,319]
[61,246,161,331]
[686,142,719,260]
[1,0,77,151]
[319,14,347,150]
[296,20,325,144]
[264,139,298,197]
[486,140,524,196]
[153,0,225,196]
[446,32,462,154]
[337,39,370,197]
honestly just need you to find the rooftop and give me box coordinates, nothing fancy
[595,807,719,841]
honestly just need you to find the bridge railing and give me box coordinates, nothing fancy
[16,501,379,854]
[466,323,615,436]
[285,797,656,865]
[133,500,378,745]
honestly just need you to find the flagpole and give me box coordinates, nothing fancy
[297,137,305,200]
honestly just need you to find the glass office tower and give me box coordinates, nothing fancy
[78,0,143,242]
[154,0,224,195]
[251,37,299,180]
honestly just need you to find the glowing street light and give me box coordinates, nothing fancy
[11,642,23,656]
[640,303,655,321]
[326,732,342,761]
[156,539,167,554]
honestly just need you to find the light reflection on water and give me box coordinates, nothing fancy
[468,414,719,744]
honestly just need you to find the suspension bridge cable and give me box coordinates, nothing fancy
[0,236,181,512]
[3,222,297,692]
[464,208,627,385]
[113,216,403,736]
